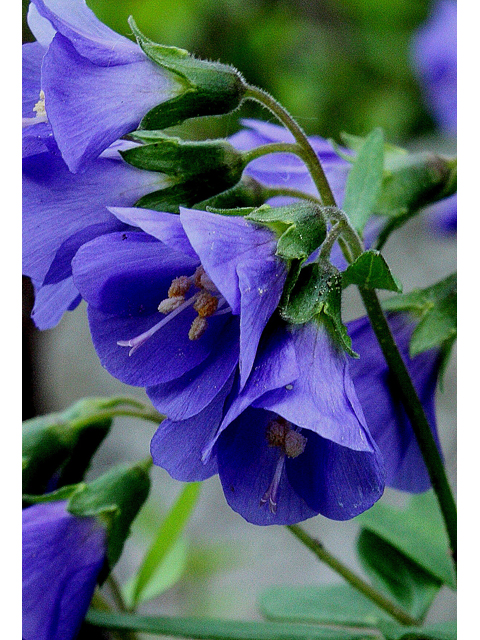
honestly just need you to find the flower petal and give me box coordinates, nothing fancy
[256,323,375,452]
[180,208,277,314]
[150,374,235,482]
[108,207,198,260]
[23,150,160,283]
[31,0,141,64]
[31,277,81,330]
[147,316,239,420]
[216,408,318,525]
[348,313,442,492]
[42,33,178,172]
[286,430,385,520]
[22,501,106,640]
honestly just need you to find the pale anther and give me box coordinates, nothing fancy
[168,275,191,298]
[284,430,307,458]
[194,291,219,318]
[158,296,185,314]
[188,316,208,341]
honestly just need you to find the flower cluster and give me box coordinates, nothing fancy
[22,0,445,529]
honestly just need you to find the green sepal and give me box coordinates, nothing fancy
[342,250,402,292]
[129,18,246,130]
[67,460,151,577]
[382,274,456,359]
[280,260,357,357]
[22,483,85,505]
[198,176,270,210]
[22,398,112,495]
[342,127,385,234]
[245,202,327,262]
[121,135,244,179]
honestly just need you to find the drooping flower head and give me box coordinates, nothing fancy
[22,500,107,640]
[24,0,247,173]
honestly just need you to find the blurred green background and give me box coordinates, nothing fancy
[23,0,441,144]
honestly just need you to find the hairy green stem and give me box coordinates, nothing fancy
[287,525,420,627]
[244,85,337,207]
[242,141,300,165]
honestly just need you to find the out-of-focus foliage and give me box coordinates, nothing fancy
[23,0,443,143]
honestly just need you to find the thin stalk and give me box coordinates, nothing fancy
[358,288,457,565]
[241,141,300,164]
[245,85,337,207]
[69,407,164,432]
[107,574,129,613]
[287,525,420,627]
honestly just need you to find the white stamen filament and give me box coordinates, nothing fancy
[117,294,198,356]
[260,455,286,514]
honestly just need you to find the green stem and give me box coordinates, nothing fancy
[263,186,322,204]
[91,590,138,640]
[287,525,420,627]
[358,288,457,566]
[108,574,129,613]
[70,406,164,432]
[244,85,337,207]
[242,141,300,165]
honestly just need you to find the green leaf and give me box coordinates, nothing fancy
[340,132,407,157]
[355,492,456,590]
[342,128,385,233]
[129,482,201,608]
[382,274,456,358]
[22,483,84,504]
[123,536,188,606]
[86,609,380,639]
[357,529,441,620]
[260,583,390,627]
[342,250,402,292]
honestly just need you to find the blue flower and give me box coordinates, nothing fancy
[24,0,184,172]
[411,0,457,135]
[71,207,286,396]
[348,312,443,493]
[22,141,164,329]
[151,321,386,525]
[22,500,106,640]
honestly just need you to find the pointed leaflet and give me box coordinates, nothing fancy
[342,250,402,292]
[342,128,384,234]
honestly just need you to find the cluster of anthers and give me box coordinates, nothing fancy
[22,90,48,128]
[261,417,307,514]
[118,265,231,355]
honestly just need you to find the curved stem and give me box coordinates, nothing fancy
[262,186,322,204]
[287,525,420,627]
[241,141,300,165]
[244,85,337,207]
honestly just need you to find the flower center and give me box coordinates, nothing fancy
[22,90,48,128]
[260,418,307,514]
[117,265,230,355]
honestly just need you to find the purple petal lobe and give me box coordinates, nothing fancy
[42,33,177,172]
[147,316,239,420]
[22,150,160,283]
[217,408,318,525]
[180,208,277,313]
[286,430,385,520]
[109,207,198,260]
[236,258,287,386]
[31,277,81,330]
[31,0,142,64]
[348,313,442,492]
[23,501,106,640]
[150,374,235,482]
[257,323,374,452]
